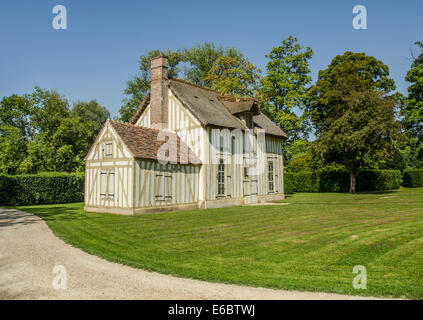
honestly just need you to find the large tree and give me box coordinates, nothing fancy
[402,41,423,168]
[72,100,110,145]
[119,43,261,121]
[309,52,399,192]
[119,50,182,122]
[258,36,314,144]
[205,48,260,96]
[181,43,225,87]
[0,94,33,174]
[1,88,110,174]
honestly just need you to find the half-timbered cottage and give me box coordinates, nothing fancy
[84,55,287,214]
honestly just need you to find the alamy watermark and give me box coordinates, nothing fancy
[353,5,367,30]
[52,5,67,30]
[52,265,67,290]
[352,265,367,289]
[156,127,267,174]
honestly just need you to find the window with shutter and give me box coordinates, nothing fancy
[103,142,113,158]
[108,170,114,197]
[100,170,114,198]
[155,171,165,201]
[100,171,107,196]
[165,172,172,200]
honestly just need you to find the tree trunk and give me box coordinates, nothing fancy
[350,171,356,193]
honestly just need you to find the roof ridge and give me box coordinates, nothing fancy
[110,119,162,133]
[111,120,188,135]
[217,95,256,102]
[170,78,221,94]
[170,78,255,101]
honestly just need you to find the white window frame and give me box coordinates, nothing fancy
[217,158,225,197]
[268,159,275,194]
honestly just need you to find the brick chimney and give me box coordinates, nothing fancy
[150,55,169,129]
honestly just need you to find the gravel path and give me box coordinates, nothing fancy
[0,208,380,300]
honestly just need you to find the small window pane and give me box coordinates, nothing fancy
[268,160,274,192]
[217,159,225,196]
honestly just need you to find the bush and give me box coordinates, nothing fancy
[284,173,295,194]
[284,169,401,193]
[286,155,313,172]
[0,172,84,206]
[357,169,401,191]
[402,169,423,187]
[0,174,16,206]
[283,172,318,193]
[317,169,350,192]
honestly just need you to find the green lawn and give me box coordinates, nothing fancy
[14,188,423,299]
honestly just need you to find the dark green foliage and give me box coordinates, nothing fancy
[258,36,313,143]
[403,42,423,145]
[318,169,350,192]
[283,173,295,194]
[402,169,423,187]
[0,88,109,174]
[284,169,400,193]
[357,170,401,191]
[0,172,84,206]
[0,174,15,205]
[309,52,399,193]
[290,172,319,192]
[120,43,261,121]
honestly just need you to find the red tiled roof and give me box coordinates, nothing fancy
[109,120,201,164]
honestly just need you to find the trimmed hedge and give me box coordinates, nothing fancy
[0,174,15,205]
[402,169,423,187]
[284,169,401,194]
[357,170,401,191]
[0,173,84,206]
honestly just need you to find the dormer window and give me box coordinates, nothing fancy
[244,112,253,129]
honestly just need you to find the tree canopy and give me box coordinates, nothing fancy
[2,40,419,182]
[309,52,400,192]
[0,88,109,174]
[119,49,183,123]
[119,43,261,122]
[404,42,423,137]
[258,36,314,144]
[310,51,396,133]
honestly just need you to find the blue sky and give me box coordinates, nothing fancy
[0,0,422,118]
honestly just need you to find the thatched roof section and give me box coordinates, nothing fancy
[253,113,287,138]
[217,96,260,115]
[130,78,287,138]
[168,79,247,129]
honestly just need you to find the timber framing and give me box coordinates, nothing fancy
[85,56,286,215]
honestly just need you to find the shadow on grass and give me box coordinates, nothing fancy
[21,206,85,222]
[354,190,399,195]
